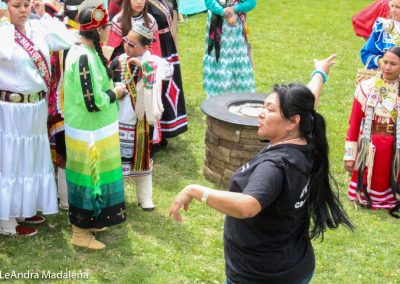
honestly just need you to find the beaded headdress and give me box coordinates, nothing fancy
[79,0,109,31]
[133,23,154,40]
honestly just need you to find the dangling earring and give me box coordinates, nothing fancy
[288,131,294,137]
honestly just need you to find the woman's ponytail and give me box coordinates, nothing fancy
[308,112,354,239]
[275,83,354,240]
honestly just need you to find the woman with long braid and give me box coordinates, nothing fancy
[63,0,127,250]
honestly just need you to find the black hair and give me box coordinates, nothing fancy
[64,0,84,21]
[387,46,400,58]
[78,7,112,79]
[273,83,354,240]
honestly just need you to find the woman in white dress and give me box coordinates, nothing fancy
[0,0,74,236]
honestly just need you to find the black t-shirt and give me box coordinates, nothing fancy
[224,144,315,284]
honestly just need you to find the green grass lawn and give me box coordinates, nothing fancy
[1,0,400,283]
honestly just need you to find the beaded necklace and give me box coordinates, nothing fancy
[266,137,304,150]
[120,55,139,85]
[371,76,399,122]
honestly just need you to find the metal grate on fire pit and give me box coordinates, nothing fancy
[228,102,264,118]
[201,93,268,188]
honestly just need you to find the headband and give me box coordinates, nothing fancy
[80,4,109,31]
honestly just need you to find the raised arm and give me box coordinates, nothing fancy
[32,0,75,51]
[307,54,336,109]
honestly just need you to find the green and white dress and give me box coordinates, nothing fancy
[63,43,126,228]
[203,0,256,97]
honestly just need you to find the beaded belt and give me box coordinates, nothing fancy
[371,122,394,135]
[0,90,46,103]
[158,27,171,34]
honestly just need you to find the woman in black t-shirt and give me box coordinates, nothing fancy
[169,54,354,284]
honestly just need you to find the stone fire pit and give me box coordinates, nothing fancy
[201,93,268,188]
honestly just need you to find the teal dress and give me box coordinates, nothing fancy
[203,0,256,97]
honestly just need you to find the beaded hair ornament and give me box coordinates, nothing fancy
[133,23,154,40]
[78,0,109,31]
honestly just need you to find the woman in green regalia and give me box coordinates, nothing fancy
[63,0,127,250]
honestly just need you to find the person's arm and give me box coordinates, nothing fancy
[360,20,386,69]
[205,0,224,15]
[32,0,75,51]
[169,184,261,222]
[344,85,365,173]
[233,0,256,13]
[109,56,122,83]
[74,54,124,112]
[169,162,283,222]
[307,54,336,109]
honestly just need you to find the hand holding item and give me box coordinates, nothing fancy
[344,160,355,174]
[114,82,127,99]
[223,7,237,27]
[32,0,45,18]
[226,16,237,27]
[127,57,141,67]
[224,6,235,16]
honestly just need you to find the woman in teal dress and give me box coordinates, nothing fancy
[203,0,256,97]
